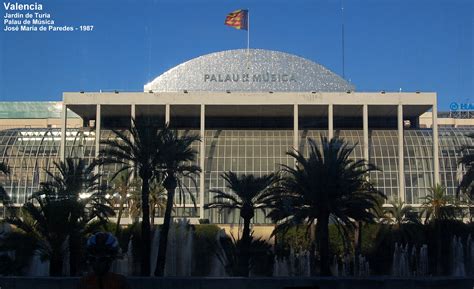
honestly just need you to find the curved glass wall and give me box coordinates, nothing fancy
[0,128,472,223]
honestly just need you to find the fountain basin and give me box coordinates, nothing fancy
[1,276,473,289]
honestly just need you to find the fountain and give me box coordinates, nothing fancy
[273,257,290,277]
[150,227,161,275]
[467,234,474,275]
[111,238,132,275]
[272,249,310,277]
[209,229,228,277]
[392,243,410,276]
[331,255,339,277]
[25,250,49,276]
[149,219,194,276]
[61,236,70,276]
[391,243,430,277]
[288,249,310,276]
[341,254,351,276]
[164,219,193,276]
[333,253,370,277]
[355,254,370,276]
[0,223,14,264]
[451,235,466,276]
[418,244,429,276]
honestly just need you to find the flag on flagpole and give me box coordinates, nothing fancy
[224,9,248,30]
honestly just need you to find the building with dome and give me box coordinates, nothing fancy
[0,49,472,224]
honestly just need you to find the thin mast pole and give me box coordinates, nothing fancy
[247,10,250,54]
[341,0,345,79]
[246,9,250,69]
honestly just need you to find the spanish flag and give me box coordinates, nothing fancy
[225,9,248,30]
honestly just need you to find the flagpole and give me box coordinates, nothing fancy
[247,10,250,54]
[246,9,250,69]
[341,0,345,79]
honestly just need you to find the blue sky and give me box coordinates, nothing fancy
[0,0,472,110]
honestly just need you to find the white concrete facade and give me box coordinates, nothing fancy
[61,91,439,218]
[419,111,474,128]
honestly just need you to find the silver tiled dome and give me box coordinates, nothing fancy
[144,49,355,92]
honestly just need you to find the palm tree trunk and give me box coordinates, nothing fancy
[115,201,124,236]
[155,175,176,276]
[310,223,316,275]
[69,233,80,276]
[50,251,63,276]
[354,221,363,276]
[355,221,362,256]
[436,221,443,275]
[151,206,156,227]
[141,177,151,276]
[317,211,331,276]
[237,217,251,277]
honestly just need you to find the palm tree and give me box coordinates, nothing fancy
[43,158,112,276]
[148,180,167,227]
[97,119,163,276]
[216,232,274,276]
[457,133,474,199]
[422,184,459,274]
[108,170,140,235]
[0,162,10,198]
[205,171,279,276]
[379,198,421,247]
[266,137,383,276]
[128,178,167,227]
[0,162,11,215]
[383,198,420,228]
[154,127,201,276]
[0,226,37,275]
[421,184,457,224]
[8,194,73,275]
[6,158,113,276]
[457,133,474,221]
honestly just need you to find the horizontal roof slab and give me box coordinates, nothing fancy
[64,91,435,120]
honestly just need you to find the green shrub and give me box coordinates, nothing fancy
[274,225,312,257]
[0,228,37,275]
[328,224,349,257]
[193,224,221,276]
[248,237,274,276]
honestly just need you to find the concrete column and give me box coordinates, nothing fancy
[432,103,440,185]
[398,104,405,202]
[293,104,299,150]
[95,104,101,158]
[130,104,136,174]
[199,104,205,219]
[59,104,67,161]
[363,104,369,162]
[131,104,136,123]
[165,104,170,125]
[328,104,334,139]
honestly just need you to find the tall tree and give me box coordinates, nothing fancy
[383,198,420,229]
[379,198,421,246]
[457,133,474,213]
[6,158,112,276]
[108,170,140,235]
[153,127,201,276]
[128,177,167,227]
[148,180,167,227]
[421,184,458,275]
[266,137,383,276]
[421,184,457,224]
[205,171,279,276]
[97,119,162,276]
[0,162,11,213]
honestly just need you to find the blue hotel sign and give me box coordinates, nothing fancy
[450,102,474,111]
